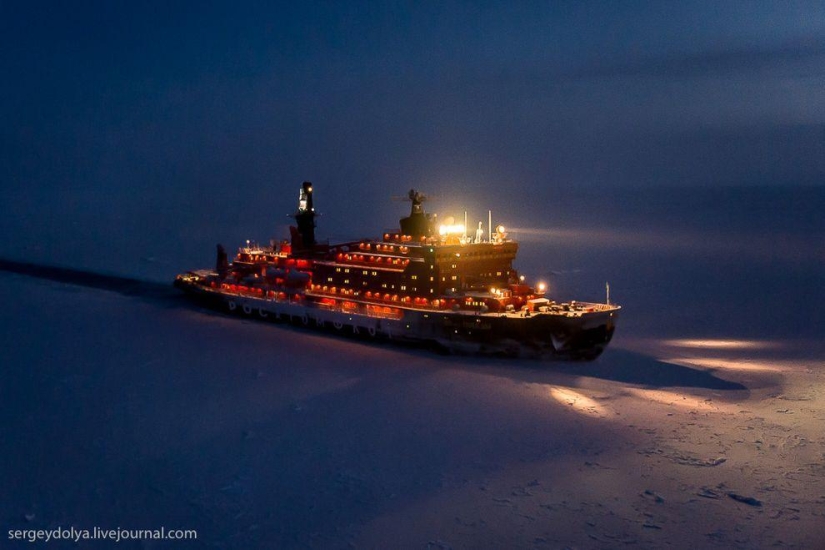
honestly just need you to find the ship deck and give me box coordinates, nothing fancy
[181,270,619,320]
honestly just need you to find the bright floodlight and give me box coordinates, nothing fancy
[439,223,465,236]
[537,282,546,293]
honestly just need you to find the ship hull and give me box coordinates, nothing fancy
[175,277,617,361]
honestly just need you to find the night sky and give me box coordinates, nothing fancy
[2,1,824,265]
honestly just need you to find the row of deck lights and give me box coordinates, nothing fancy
[312,284,442,307]
[219,283,297,301]
[220,281,542,311]
[237,254,310,270]
[335,253,410,266]
[383,233,421,243]
[358,242,410,254]
[491,282,545,295]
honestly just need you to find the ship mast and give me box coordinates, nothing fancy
[292,181,316,250]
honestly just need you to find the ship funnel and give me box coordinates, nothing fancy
[216,244,229,275]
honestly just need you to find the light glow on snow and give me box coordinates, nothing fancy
[624,388,737,412]
[662,339,780,350]
[665,357,818,374]
[548,387,607,417]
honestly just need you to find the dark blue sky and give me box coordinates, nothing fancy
[2,1,824,262]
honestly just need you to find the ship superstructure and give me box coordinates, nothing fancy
[175,183,619,359]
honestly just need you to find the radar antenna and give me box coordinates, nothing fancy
[407,189,426,214]
[392,189,432,215]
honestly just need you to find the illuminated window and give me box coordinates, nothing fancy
[344,279,350,284]
[411,275,417,280]
[336,268,341,272]
[400,285,407,291]
[344,268,350,273]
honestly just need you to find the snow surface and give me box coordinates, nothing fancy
[2,187,824,549]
